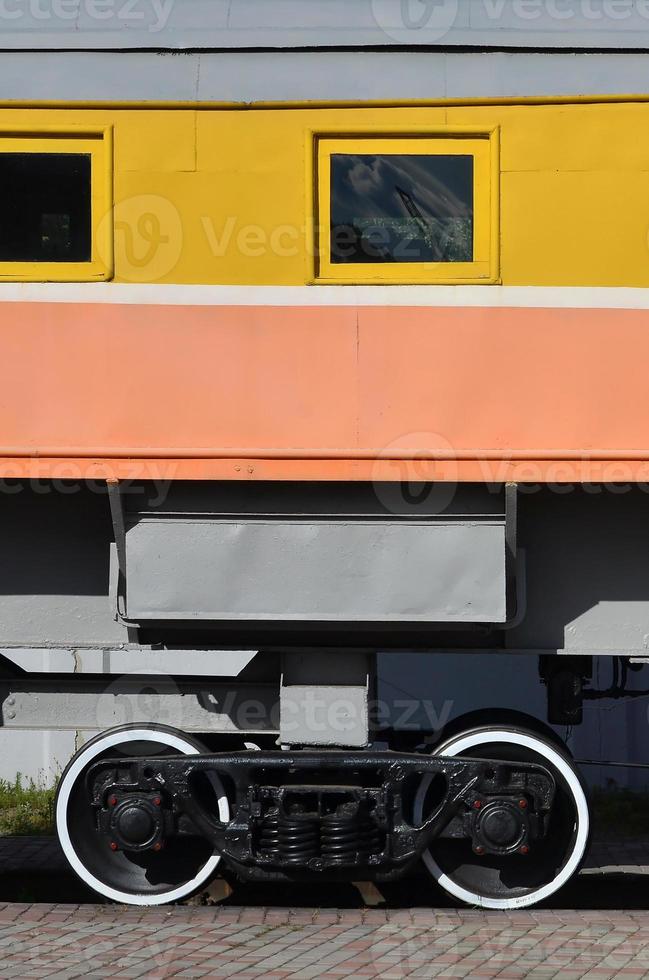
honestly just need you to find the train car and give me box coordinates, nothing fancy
[3,0,649,909]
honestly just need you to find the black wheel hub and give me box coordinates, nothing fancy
[473,800,529,855]
[108,796,165,852]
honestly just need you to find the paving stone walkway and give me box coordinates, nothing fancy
[0,838,649,978]
[2,903,649,979]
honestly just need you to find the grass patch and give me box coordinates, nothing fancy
[0,776,55,836]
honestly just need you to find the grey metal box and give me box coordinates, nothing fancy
[123,518,506,625]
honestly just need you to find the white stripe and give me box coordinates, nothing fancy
[2,282,649,310]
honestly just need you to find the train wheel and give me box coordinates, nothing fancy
[413,727,589,909]
[55,724,229,906]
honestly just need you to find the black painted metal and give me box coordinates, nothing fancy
[86,750,555,882]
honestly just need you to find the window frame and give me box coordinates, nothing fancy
[309,127,499,286]
[0,126,113,282]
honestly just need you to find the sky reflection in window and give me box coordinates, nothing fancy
[330,154,473,264]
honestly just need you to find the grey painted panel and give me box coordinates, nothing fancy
[280,684,369,746]
[1,680,279,733]
[194,50,450,103]
[0,51,201,102]
[2,0,649,50]
[0,51,647,102]
[0,647,258,676]
[439,50,649,99]
[124,519,507,623]
[0,594,127,647]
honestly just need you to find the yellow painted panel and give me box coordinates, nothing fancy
[113,169,309,284]
[196,107,449,173]
[447,103,649,173]
[0,108,196,171]
[502,170,649,286]
[114,111,196,172]
[0,102,647,285]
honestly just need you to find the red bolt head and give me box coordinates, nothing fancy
[519,799,528,809]
[153,797,162,807]
[109,842,119,852]
[473,800,482,809]
[519,845,530,855]
[153,842,164,852]
[109,796,118,807]
[474,845,485,855]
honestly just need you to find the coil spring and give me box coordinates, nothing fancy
[258,813,280,859]
[278,816,320,864]
[321,812,382,863]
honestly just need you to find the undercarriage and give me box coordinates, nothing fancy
[87,748,555,881]
[54,723,589,909]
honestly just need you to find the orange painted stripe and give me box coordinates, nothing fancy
[1,301,648,483]
[2,457,649,485]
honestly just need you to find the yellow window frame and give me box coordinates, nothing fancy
[0,126,113,282]
[312,128,499,285]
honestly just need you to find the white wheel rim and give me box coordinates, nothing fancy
[56,728,229,906]
[413,729,589,910]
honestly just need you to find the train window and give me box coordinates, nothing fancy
[0,154,91,263]
[315,133,498,284]
[331,154,473,265]
[0,130,112,281]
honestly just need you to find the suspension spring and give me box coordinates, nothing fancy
[321,811,382,864]
[258,812,280,859]
[278,816,320,865]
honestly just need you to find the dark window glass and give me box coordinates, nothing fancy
[330,153,473,264]
[0,153,91,262]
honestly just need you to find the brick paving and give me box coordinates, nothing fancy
[1,838,649,977]
[2,904,649,979]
